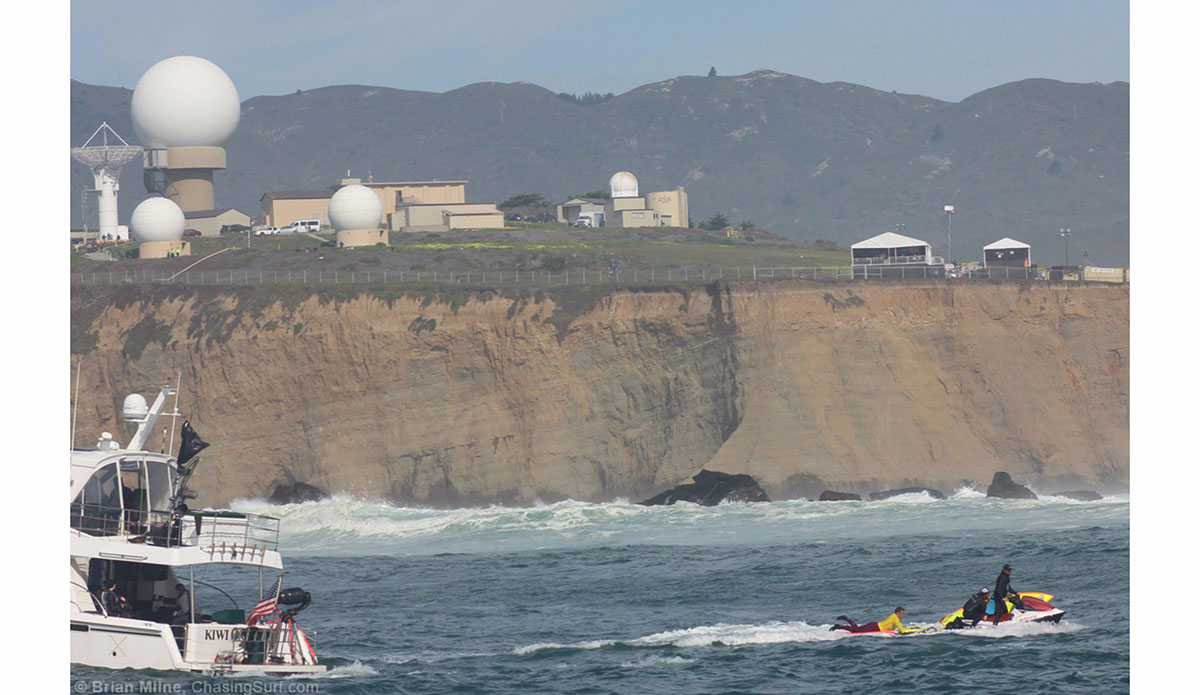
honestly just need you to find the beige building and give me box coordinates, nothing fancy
[557,198,607,225]
[260,178,503,232]
[261,190,334,228]
[183,208,252,236]
[645,187,688,228]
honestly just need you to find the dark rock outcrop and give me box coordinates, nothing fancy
[639,469,770,506]
[868,487,947,501]
[985,472,1038,500]
[819,490,862,501]
[268,482,330,505]
[1053,489,1103,502]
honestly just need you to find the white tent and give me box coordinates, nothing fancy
[982,237,1031,251]
[851,232,933,265]
[983,237,1032,267]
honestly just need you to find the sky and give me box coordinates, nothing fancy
[68,0,1129,102]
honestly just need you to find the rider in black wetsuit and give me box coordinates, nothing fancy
[961,588,991,626]
[992,564,1025,622]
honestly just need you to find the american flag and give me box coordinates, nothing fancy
[247,576,282,626]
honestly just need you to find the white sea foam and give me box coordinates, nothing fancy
[283,659,379,678]
[629,620,839,647]
[230,493,1128,556]
[620,655,696,668]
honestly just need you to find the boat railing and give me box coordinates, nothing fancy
[71,502,280,552]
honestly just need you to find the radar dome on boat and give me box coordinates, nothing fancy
[123,393,149,420]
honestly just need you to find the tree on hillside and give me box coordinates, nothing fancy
[572,189,610,200]
[555,91,615,106]
[499,193,550,210]
[708,66,717,77]
[740,219,755,230]
[700,213,729,230]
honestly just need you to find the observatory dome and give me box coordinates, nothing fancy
[131,56,241,148]
[329,185,383,230]
[130,197,185,242]
[609,171,639,198]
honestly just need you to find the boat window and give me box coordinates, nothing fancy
[120,460,149,514]
[80,463,121,509]
[145,461,175,511]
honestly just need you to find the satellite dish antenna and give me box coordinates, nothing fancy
[71,122,143,241]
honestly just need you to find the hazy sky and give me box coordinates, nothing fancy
[69,0,1128,102]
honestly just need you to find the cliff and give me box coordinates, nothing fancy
[69,281,1128,507]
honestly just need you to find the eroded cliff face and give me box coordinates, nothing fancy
[70,282,1128,506]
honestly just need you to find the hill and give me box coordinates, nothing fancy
[70,70,1129,265]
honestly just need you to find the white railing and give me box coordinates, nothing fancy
[69,265,1112,287]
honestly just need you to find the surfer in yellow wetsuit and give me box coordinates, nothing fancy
[831,606,923,634]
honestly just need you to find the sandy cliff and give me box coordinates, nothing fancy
[69,281,1128,506]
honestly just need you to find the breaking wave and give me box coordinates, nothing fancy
[229,493,1128,557]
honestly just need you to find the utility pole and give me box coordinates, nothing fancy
[944,205,955,264]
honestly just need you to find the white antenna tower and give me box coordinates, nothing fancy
[71,122,143,241]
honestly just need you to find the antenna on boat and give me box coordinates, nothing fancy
[167,371,183,455]
[71,358,82,449]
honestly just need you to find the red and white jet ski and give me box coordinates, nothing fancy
[940,591,1064,629]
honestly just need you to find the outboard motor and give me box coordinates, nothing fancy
[277,587,311,615]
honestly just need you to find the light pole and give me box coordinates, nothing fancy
[1060,228,1071,265]
[944,205,955,264]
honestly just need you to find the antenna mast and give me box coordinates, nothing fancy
[71,122,143,242]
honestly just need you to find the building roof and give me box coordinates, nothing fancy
[560,198,607,206]
[260,190,335,202]
[363,180,467,187]
[851,231,931,249]
[183,207,246,219]
[983,237,1032,250]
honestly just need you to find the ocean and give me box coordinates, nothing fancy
[70,489,1130,694]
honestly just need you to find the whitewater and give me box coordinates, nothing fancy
[71,489,1129,694]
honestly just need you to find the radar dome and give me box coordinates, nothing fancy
[131,56,241,148]
[609,171,639,198]
[329,184,383,230]
[130,197,185,242]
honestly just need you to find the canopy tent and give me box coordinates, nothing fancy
[851,232,933,265]
[983,237,1032,268]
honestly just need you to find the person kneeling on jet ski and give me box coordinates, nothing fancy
[960,588,991,626]
[830,606,922,634]
[991,563,1026,623]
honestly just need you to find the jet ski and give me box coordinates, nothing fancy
[940,591,1064,629]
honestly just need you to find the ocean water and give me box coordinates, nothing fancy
[71,489,1130,694]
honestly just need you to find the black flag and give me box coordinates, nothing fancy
[177,420,210,466]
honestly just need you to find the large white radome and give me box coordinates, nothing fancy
[131,56,240,148]
[329,185,383,230]
[609,171,639,198]
[130,197,185,242]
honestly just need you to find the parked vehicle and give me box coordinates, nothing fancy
[533,212,556,223]
[573,216,593,228]
[183,229,202,237]
[220,224,250,234]
[505,213,525,222]
[253,227,280,236]
[287,219,321,234]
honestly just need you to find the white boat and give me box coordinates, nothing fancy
[70,384,326,674]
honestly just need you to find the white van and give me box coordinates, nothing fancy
[287,219,321,234]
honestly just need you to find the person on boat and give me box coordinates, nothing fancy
[830,607,922,634]
[171,583,192,625]
[101,579,123,616]
[991,564,1025,622]
[961,588,991,626]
